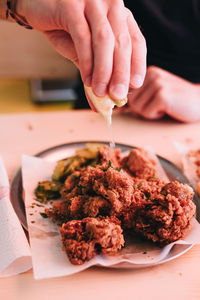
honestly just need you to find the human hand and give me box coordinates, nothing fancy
[127,66,200,123]
[17,0,146,101]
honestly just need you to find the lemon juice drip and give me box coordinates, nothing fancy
[108,125,115,148]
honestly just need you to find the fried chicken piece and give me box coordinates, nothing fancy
[60,164,134,215]
[99,145,121,168]
[83,196,111,218]
[63,170,81,190]
[77,165,104,195]
[122,148,157,179]
[60,171,82,201]
[45,195,85,224]
[101,167,134,213]
[123,178,166,228]
[45,200,69,224]
[79,165,134,213]
[132,177,166,201]
[124,181,196,244]
[46,194,112,224]
[60,217,124,265]
[161,181,194,204]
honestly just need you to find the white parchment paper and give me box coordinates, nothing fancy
[174,141,200,188]
[0,156,32,277]
[22,154,200,280]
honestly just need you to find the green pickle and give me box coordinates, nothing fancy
[52,143,103,182]
[35,181,62,202]
[35,143,104,202]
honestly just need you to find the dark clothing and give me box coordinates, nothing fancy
[125,0,200,83]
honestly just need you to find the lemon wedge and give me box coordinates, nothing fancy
[84,85,127,125]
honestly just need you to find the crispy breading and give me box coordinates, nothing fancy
[61,164,134,215]
[122,148,157,179]
[99,145,121,168]
[123,181,195,244]
[83,196,111,217]
[60,217,124,265]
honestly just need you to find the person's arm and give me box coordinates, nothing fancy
[1,0,147,103]
[127,66,200,123]
[0,0,33,28]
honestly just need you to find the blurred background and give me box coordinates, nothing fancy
[0,20,88,113]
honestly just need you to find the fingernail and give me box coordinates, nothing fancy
[85,76,92,86]
[94,84,107,97]
[110,84,127,99]
[131,75,144,88]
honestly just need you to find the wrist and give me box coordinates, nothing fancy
[7,0,33,29]
[0,0,12,21]
[15,0,26,18]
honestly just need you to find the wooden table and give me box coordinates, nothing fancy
[1,110,200,300]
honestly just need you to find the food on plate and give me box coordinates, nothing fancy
[123,181,195,244]
[84,85,127,125]
[35,144,196,265]
[35,181,62,203]
[60,216,124,265]
[59,163,134,215]
[122,147,158,179]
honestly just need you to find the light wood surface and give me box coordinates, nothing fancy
[1,110,200,300]
[0,21,78,79]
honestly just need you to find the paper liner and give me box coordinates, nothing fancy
[22,153,200,280]
[0,156,32,277]
[173,142,200,191]
[144,146,169,182]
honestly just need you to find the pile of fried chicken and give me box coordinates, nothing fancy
[40,145,196,265]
